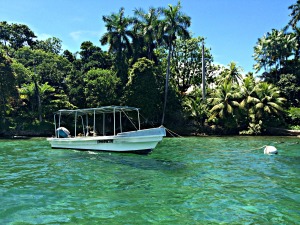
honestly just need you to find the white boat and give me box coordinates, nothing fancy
[47,106,166,153]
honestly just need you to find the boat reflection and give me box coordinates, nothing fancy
[72,150,185,171]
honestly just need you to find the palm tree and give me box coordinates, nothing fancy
[284,26,300,61]
[218,62,242,85]
[100,7,134,55]
[288,0,300,28]
[19,82,55,122]
[253,29,296,80]
[251,82,286,121]
[253,34,270,73]
[240,75,256,109]
[292,26,300,61]
[286,1,300,61]
[183,87,208,126]
[160,1,191,125]
[133,7,162,62]
[239,75,257,128]
[100,8,134,85]
[208,82,241,123]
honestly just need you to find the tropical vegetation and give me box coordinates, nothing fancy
[0,1,299,136]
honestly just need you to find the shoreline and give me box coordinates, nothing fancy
[1,130,300,139]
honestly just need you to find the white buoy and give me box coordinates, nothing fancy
[264,146,278,155]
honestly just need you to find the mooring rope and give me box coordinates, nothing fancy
[245,145,267,152]
[139,113,156,128]
[210,145,268,154]
[165,127,183,138]
[121,109,138,130]
[138,113,183,138]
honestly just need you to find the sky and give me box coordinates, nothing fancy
[0,0,296,74]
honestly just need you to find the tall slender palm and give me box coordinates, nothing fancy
[100,7,134,85]
[290,26,300,61]
[284,26,300,62]
[253,29,296,77]
[133,7,161,61]
[286,1,300,61]
[288,0,300,28]
[270,30,296,69]
[253,34,270,73]
[100,7,134,56]
[160,1,191,125]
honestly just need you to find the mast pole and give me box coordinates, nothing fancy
[86,114,88,135]
[137,109,140,130]
[58,112,61,127]
[93,110,96,136]
[202,41,206,101]
[120,111,122,133]
[113,107,116,136]
[54,114,57,137]
[103,113,105,136]
[75,111,77,137]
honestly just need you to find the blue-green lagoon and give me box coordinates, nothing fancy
[0,136,299,224]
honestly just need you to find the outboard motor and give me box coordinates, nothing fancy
[56,127,70,138]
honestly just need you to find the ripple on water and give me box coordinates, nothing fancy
[0,137,299,224]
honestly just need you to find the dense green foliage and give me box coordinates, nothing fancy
[123,58,163,123]
[0,1,299,136]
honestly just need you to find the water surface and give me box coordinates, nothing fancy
[0,136,299,224]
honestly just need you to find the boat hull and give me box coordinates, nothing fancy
[47,127,165,152]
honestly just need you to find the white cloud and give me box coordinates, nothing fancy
[212,61,227,68]
[70,30,101,42]
[37,33,52,40]
[67,29,108,52]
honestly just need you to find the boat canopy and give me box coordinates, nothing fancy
[54,106,140,116]
[53,106,141,137]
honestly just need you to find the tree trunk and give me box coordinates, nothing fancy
[161,43,172,125]
[33,78,42,122]
[0,96,6,130]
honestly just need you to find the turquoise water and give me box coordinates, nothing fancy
[0,136,299,224]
